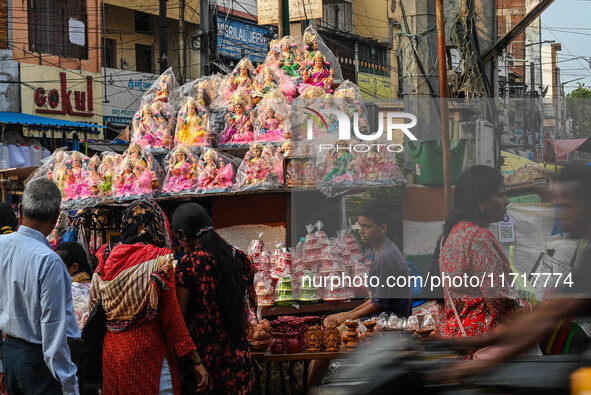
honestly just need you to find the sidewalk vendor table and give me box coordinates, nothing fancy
[260,300,365,318]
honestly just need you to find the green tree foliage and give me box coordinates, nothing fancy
[566,83,591,138]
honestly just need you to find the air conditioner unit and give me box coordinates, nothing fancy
[459,119,495,168]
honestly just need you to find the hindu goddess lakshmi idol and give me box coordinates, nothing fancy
[176,98,210,147]
[298,52,334,95]
[162,147,198,194]
[197,149,234,191]
[221,92,255,145]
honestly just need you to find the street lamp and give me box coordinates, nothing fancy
[562,77,585,87]
[524,40,555,47]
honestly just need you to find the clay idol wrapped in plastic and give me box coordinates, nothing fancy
[162,146,198,195]
[274,36,302,78]
[254,98,289,143]
[355,139,402,185]
[196,148,236,193]
[235,143,283,190]
[46,149,68,191]
[228,58,254,96]
[220,91,255,145]
[298,52,334,94]
[252,65,296,105]
[62,152,96,202]
[175,97,210,147]
[318,139,356,186]
[114,144,162,200]
[97,152,121,196]
[131,103,173,151]
[36,150,103,208]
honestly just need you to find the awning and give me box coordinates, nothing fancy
[0,112,106,130]
[549,137,591,159]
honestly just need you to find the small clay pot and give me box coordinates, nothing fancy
[285,331,302,353]
[251,339,272,352]
[270,332,285,354]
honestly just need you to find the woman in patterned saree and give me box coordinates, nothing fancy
[89,200,209,394]
[435,165,530,340]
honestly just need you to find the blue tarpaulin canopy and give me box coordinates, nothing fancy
[0,112,105,129]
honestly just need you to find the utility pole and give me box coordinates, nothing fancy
[179,0,186,83]
[530,61,536,153]
[200,0,210,76]
[159,0,168,74]
[278,0,290,37]
[435,0,451,212]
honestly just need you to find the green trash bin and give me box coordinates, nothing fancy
[406,139,467,185]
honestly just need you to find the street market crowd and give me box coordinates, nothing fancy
[0,163,590,394]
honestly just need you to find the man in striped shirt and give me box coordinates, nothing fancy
[0,179,80,395]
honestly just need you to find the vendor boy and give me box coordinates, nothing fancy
[324,199,412,327]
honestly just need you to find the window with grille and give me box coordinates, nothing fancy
[320,2,353,32]
[358,43,389,77]
[134,11,152,35]
[135,44,153,73]
[27,0,88,59]
[104,39,117,69]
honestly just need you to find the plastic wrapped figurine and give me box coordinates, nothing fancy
[275,36,302,78]
[175,97,210,147]
[252,65,296,105]
[97,152,120,196]
[47,149,68,192]
[162,147,198,195]
[196,148,235,192]
[154,74,171,103]
[255,100,288,143]
[298,52,334,95]
[235,143,281,190]
[220,92,254,146]
[131,103,172,151]
[355,142,401,185]
[229,58,254,94]
[114,157,139,197]
[87,155,102,196]
[263,144,284,185]
[252,65,279,106]
[319,140,355,185]
[303,30,320,63]
[300,26,344,84]
[62,152,93,201]
[115,145,162,200]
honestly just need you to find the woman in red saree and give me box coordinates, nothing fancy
[434,166,530,340]
[89,200,208,394]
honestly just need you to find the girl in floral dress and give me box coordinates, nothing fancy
[173,203,255,395]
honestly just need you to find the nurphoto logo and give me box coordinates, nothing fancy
[304,108,419,152]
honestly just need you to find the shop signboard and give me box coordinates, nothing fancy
[216,15,275,64]
[257,0,322,25]
[20,64,103,134]
[102,68,159,126]
[358,72,393,101]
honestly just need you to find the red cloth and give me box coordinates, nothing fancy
[97,243,170,281]
[101,248,196,395]
[437,222,529,339]
[549,138,591,161]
